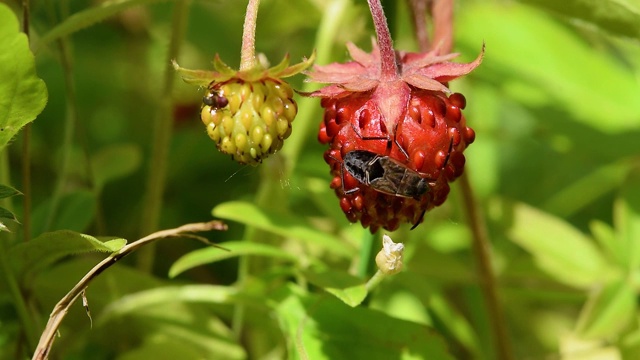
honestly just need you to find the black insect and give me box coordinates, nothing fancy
[203,90,228,109]
[342,150,430,199]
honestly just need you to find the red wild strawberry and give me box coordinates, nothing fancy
[307,39,483,232]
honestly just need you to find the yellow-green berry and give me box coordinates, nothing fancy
[200,78,299,165]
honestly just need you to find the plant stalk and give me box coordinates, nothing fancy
[137,0,191,272]
[239,0,260,71]
[407,0,430,51]
[431,0,453,53]
[43,34,76,233]
[367,0,398,80]
[21,0,32,243]
[365,270,386,292]
[459,173,513,360]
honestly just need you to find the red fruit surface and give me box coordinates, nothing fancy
[320,90,474,232]
[308,41,483,232]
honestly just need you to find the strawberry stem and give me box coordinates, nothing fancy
[407,0,430,52]
[367,0,398,80]
[459,173,514,360]
[240,0,260,71]
[431,0,453,54]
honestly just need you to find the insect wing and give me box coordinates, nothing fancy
[342,150,430,199]
[368,156,403,196]
[372,156,429,199]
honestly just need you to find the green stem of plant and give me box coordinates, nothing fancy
[458,173,513,360]
[43,37,76,233]
[357,231,375,278]
[231,154,287,342]
[239,0,260,71]
[0,156,38,352]
[280,0,350,177]
[0,236,38,352]
[365,270,387,292]
[21,0,32,242]
[137,0,191,272]
[21,124,32,242]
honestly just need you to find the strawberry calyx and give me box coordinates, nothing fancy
[306,40,482,132]
[173,51,316,87]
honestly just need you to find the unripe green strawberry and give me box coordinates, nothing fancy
[174,53,314,165]
[200,78,297,164]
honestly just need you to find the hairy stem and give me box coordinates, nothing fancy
[407,0,430,52]
[459,173,513,360]
[367,0,398,80]
[137,0,191,272]
[239,0,260,71]
[31,221,227,360]
[431,0,453,53]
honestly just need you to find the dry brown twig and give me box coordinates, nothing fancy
[31,220,228,360]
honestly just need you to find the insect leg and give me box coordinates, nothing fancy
[410,208,427,230]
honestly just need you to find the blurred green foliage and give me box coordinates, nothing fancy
[1,0,640,359]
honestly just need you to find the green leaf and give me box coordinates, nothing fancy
[518,0,640,40]
[111,304,246,360]
[99,285,241,322]
[508,202,613,288]
[0,3,48,150]
[51,190,97,232]
[303,268,367,307]
[31,190,97,235]
[621,326,640,358]
[0,184,21,199]
[544,161,631,218]
[614,170,640,270]
[118,339,210,360]
[590,220,625,267]
[0,206,18,223]
[38,0,170,47]
[212,201,355,258]
[576,279,637,339]
[91,144,142,191]
[100,237,128,252]
[274,284,453,360]
[169,241,299,278]
[457,3,640,134]
[9,230,124,277]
